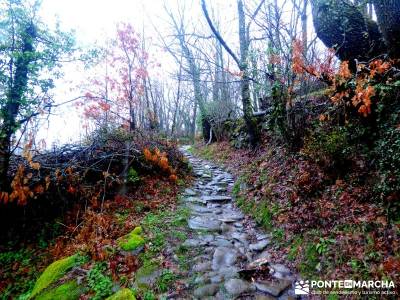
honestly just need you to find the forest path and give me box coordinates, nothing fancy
[178,146,297,299]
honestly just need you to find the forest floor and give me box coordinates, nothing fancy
[1,144,298,300]
[2,140,399,299]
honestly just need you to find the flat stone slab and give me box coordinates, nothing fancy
[184,188,197,196]
[201,195,232,202]
[184,197,206,205]
[225,278,254,297]
[182,238,208,248]
[189,205,213,214]
[250,239,269,251]
[212,247,238,270]
[254,279,292,297]
[188,216,221,231]
[193,261,212,272]
[193,283,219,298]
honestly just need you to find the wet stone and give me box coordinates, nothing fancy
[193,284,219,298]
[201,195,232,202]
[193,261,212,272]
[224,278,253,297]
[182,239,206,247]
[212,238,234,247]
[249,239,269,251]
[212,247,238,270]
[184,188,197,196]
[254,279,292,297]
[189,205,213,214]
[184,197,206,205]
[188,216,221,231]
[270,263,291,275]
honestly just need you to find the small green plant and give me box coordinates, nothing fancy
[315,237,335,255]
[128,168,140,184]
[288,236,303,261]
[87,262,113,300]
[272,228,285,242]
[156,270,177,293]
[299,243,319,276]
[255,202,273,229]
[232,180,241,196]
[143,290,156,300]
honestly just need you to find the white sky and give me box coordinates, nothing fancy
[36,0,224,145]
[37,0,170,145]
[34,0,311,146]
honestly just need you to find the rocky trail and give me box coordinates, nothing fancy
[177,146,297,299]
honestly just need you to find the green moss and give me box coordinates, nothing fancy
[132,226,143,235]
[106,288,136,300]
[35,280,85,300]
[118,227,145,251]
[30,254,79,299]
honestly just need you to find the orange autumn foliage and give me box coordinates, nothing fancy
[292,38,393,118]
[143,147,177,181]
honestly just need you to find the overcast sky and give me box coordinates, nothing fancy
[34,0,308,146]
[35,0,231,145]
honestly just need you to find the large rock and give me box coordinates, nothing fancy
[193,284,219,298]
[30,254,81,299]
[117,226,145,253]
[193,261,212,272]
[254,279,292,297]
[188,216,221,231]
[224,278,253,297]
[34,280,86,300]
[212,247,238,270]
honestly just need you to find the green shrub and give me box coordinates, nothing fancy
[128,168,140,184]
[374,127,400,220]
[303,126,351,170]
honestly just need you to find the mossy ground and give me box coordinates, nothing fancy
[0,172,192,299]
[132,205,193,298]
[29,254,80,299]
[117,226,145,251]
[106,288,136,300]
[35,280,86,300]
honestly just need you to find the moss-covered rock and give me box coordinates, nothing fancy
[35,280,85,300]
[106,288,136,300]
[133,263,161,290]
[117,226,145,252]
[30,254,79,299]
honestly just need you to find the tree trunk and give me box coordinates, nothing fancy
[0,23,36,189]
[311,0,385,65]
[373,0,400,58]
[238,0,259,147]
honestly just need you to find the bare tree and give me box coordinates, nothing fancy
[201,0,265,147]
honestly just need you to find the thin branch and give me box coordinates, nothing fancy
[201,0,241,68]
